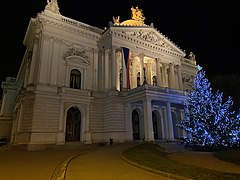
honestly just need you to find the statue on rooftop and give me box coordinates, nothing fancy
[188,51,196,61]
[113,16,120,25]
[45,0,60,14]
[131,6,145,21]
[113,6,146,26]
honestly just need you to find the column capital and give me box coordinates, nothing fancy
[156,58,162,64]
[111,45,117,50]
[176,64,182,69]
[138,53,145,59]
[93,48,98,54]
[105,49,110,54]
[143,97,152,102]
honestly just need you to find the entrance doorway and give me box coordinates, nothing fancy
[132,109,140,140]
[65,106,81,142]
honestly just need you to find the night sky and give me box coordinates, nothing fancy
[0,0,239,84]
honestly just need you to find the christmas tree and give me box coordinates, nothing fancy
[177,69,240,149]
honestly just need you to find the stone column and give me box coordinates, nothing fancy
[105,49,110,90]
[143,98,154,141]
[156,58,162,86]
[122,49,127,89]
[139,53,145,85]
[168,62,175,89]
[146,63,152,84]
[131,58,136,88]
[115,50,121,91]
[125,103,132,141]
[177,65,183,90]
[166,102,174,140]
[161,63,167,87]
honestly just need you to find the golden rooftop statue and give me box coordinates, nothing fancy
[113,6,146,26]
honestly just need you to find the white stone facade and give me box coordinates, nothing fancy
[0,2,197,150]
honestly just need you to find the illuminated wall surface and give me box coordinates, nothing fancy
[0,0,198,151]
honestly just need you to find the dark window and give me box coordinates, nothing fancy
[119,68,123,91]
[70,69,81,89]
[137,72,140,87]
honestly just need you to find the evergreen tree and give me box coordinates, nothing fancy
[177,69,240,149]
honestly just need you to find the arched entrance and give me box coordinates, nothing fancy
[152,110,163,140]
[132,109,140,140]
[65,106,81,142]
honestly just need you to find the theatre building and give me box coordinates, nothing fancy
[0,1,198,150]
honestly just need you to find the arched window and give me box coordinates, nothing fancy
[137,72,140,87]
[70,69,81,89]
[132,109,140,140]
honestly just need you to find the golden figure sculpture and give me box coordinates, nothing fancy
[113,6,146,26]
[131,6,145,21]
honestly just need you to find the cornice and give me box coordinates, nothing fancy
[38,12,102,42]
[180,58,198,71]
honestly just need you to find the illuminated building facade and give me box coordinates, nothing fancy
[0,1,197,150]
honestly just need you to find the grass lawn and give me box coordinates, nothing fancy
[213,149,240,165]
[121,142,240,180]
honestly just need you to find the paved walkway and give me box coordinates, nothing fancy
[1,142,240,180]
[65,143,173,180]
[0,143,173,180]
[0,145,94,180]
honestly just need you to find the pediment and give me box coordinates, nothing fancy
[110,26,185,56]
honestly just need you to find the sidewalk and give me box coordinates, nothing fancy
[0,144,96,180]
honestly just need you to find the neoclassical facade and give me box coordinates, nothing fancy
[0,1,197,150]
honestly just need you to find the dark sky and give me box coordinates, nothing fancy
[0,0,239,84]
